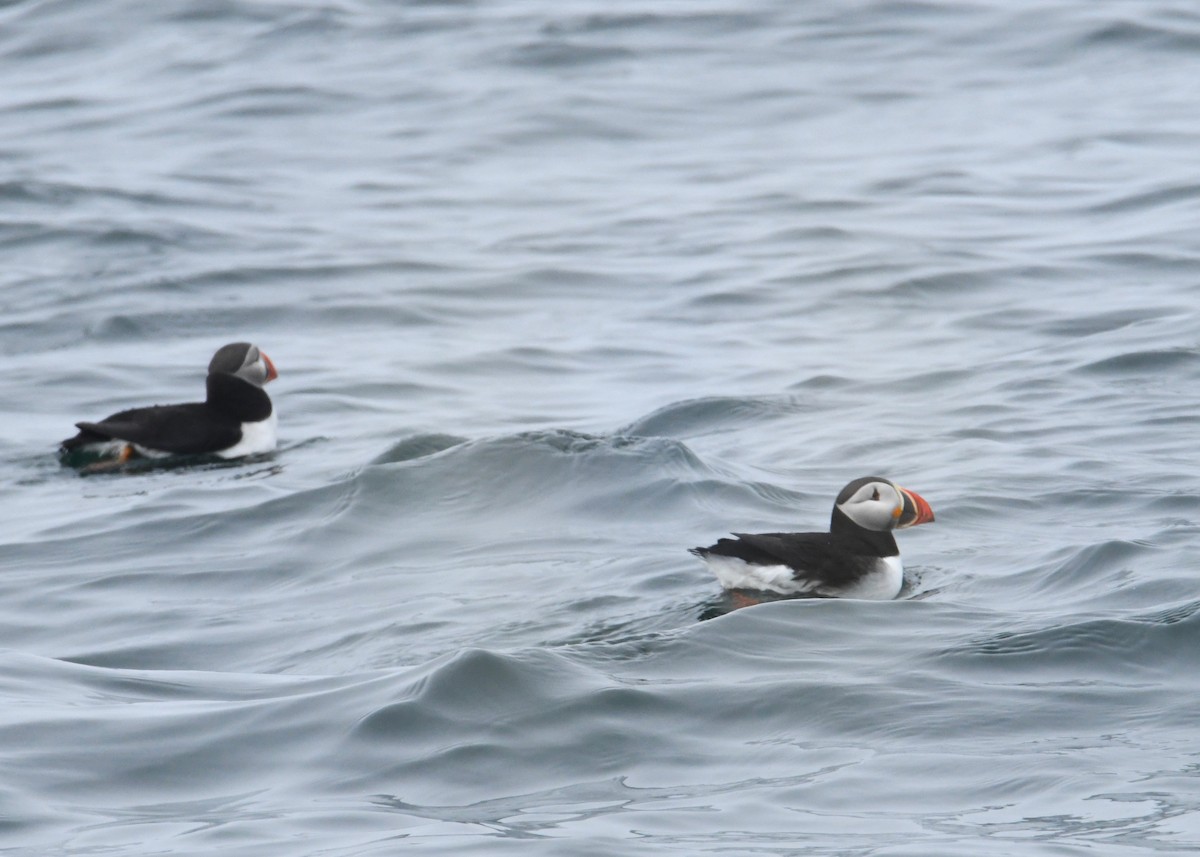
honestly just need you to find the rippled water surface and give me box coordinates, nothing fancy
[4,1,1200,854]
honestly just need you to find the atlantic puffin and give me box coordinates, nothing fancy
[59,342,278,467]
[691,476,934,600]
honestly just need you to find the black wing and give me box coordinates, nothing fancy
[691,531,880,589]
[62,403,241,455]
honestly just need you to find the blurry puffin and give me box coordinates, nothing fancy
[60,342,278,466]
[691,476,934,600]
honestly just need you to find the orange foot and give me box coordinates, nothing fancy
[80,444,137,475]
[730,591,767,610]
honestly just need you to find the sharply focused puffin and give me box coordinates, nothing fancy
[691,476,934,600]
[60,342,278,467]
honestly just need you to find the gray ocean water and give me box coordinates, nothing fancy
[4,0,1200,853]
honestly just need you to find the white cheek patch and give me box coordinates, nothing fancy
[842,497,899,532]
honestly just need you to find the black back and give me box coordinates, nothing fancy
[690,507,900,589]
[60,366,272,455]
[64,403,242,455]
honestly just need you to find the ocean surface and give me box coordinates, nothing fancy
[4,0,1200,853]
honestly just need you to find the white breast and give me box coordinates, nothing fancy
[819,555,904,600]
[216,410,278,458]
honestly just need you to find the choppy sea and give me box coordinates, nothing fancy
[4,1,1200,854]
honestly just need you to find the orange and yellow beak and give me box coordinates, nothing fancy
[895,486,934,529]
[262,352,279,383]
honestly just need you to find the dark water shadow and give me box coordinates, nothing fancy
[59,449,280,478]
[697,570,937,620]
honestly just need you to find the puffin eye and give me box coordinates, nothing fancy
[871,488,880,501]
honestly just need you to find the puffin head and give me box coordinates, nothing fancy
[208,342,278,387]
[834,476,935,533]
